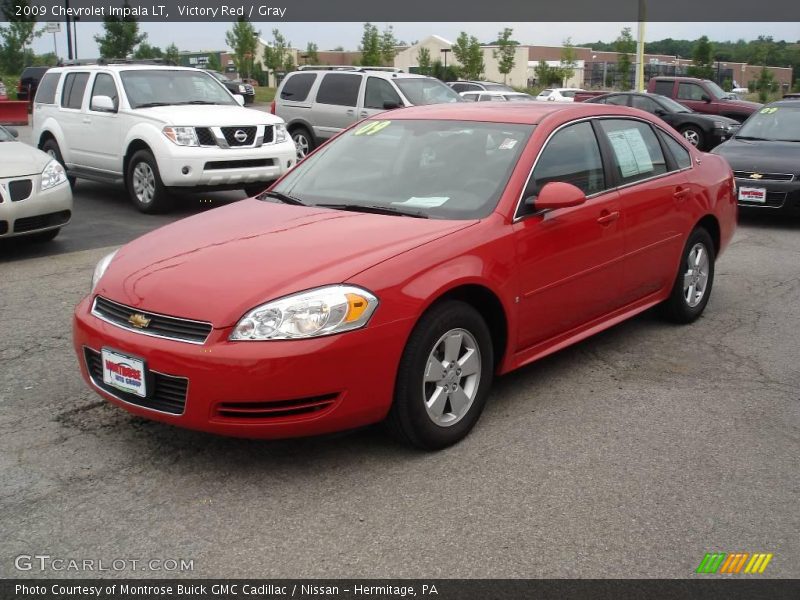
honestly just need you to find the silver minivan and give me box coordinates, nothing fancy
[273,67,461,158]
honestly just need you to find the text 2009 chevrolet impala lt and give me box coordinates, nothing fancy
[73,102,737,449]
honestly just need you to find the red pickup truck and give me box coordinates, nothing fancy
[646,76,761,122]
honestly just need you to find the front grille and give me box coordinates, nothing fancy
[92,296,213,344]
[221,126,256,147]
[195,127,217,147]
[214,394,339,421]
[14,210,70,233]
[84,347,187,415]
[262,125,274,144]
[204,159,273,170]
[733,171,794,182]
[9,179,33,201]
[245,84,254,94]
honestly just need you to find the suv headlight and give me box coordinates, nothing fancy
[274,123,288,143]
[163,126,199,146]
[91,250,118,292]
[238,84,247,93]
[41,159,67,190]
[230,285,379,341]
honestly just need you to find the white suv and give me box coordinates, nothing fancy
[32,63,297,212]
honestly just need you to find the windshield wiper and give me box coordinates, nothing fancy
[734,135,770,141]
[135,102,172,108]
[317,203,429,219]
[175,100,220,105]
[260,190,306,206]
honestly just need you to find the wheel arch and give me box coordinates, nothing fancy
[123,139,154,184]
[695,214,721,256]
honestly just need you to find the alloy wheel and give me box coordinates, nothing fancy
[132,162,155,205]
[684,242,710,307]
[682,129,701,146]
[293,133,310,159]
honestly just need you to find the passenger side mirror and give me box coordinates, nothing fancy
[527,182,587,210]
[90,95,116,112]
[701,94,711,103]
[234,94,245,106]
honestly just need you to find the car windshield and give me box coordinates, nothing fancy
[272,119,534,219]
[120,69,236,107]
[394,78,462,105]
[0,126,15,142]
[704,80,728,99]
[735,105,800,142]
[506,94,535,101]
[654,94,692,113]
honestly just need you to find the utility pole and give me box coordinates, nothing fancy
[635,0,647,91]
[65,0,73,60]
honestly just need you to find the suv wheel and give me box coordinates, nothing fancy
[290,126,314,160]
[126,150,172,213]
[41,139,76,190]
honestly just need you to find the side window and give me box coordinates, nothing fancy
[525,121,606,203]
[605,95,629,106]
[364,77,402,110]
[658,130,692,170]
[450,83,466,93]
[90,73,119,110]
[315,73,361,107]
[631,95,659,113]
[677,83,705,101]
[462,93,478,102]
[598,119,668,185]
[61,72,90,109]
[478,94,493,102]
[34,72,60,104]
[654,80,673,96]
[280,73,316,101]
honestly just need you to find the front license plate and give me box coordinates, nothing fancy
[738,186,767,203]
[101,348,147,397]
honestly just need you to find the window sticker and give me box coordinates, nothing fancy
[393,196,450,208]
[353,120,392,136]
[607,128,653,178]
[498,138,518,150]
[759,107,778,114]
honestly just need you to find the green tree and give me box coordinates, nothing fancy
[614,27,635,90]
[756,66,775,103]
[133,42,163,60]
[94,1,146,59]
[535,60,563,86]
[164,43,180,65]
[380,25,398,67]
[560,37,577,86]
[417,47,432,75]
[0,0,41,74]
[359,23,381,66]
[263,29,293,79]
[225,18,259,79]
[206,53,222,72]
[687,35,714,80]
[305,42,319,65]
[452,32,484,80]
[493,27,516,84]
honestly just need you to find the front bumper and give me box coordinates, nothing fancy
[157,139,297,188]
[734,177,800,215]
[0,176,72,238]
[73,295,413,439]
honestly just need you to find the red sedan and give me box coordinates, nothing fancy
[73,102,737,449]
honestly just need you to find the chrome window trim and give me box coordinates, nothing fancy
[513,116,695,223]
[83,345,188,416]
[91,296,212,345]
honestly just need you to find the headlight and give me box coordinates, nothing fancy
[238,84,247,93]
[91,250,118,292]
[230,285,379,341]
[163,126,199,146]
[41,159,67,190]
[274,123,288,143]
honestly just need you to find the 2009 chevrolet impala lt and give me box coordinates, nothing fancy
[73,102,737,449]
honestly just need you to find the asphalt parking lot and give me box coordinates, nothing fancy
[1,128,799,579]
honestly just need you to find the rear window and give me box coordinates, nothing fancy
[280,73,316,101]
[315,73,361,107]
[35,72,60,104]
[61,72,90,109]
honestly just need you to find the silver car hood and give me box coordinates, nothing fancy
[0,141,51,177]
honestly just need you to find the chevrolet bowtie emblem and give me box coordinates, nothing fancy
[128,313,151,328]
[749,173,763,179]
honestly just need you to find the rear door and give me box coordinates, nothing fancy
[311,72,363,140]
[57,71,91,168]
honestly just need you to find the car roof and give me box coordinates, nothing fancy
[378,101,646,125]
[46,64,201,73]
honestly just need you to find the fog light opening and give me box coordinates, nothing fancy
[181,166,191,175]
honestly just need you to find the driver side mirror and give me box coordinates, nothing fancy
[701,94,711,103]
[90,95,116,112]
[525,182,587,211]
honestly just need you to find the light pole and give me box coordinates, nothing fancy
[440,48,451,80]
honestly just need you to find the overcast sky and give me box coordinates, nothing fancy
[29,21,800,59]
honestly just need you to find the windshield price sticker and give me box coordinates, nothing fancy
[354,121,391,136]
[760,107,779,114]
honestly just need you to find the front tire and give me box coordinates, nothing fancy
[290,126,314,160]
[661,227,715,324]
[126,150,172,213]
[387,301,494,450]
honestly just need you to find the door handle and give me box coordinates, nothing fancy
[82,118,91,124]
[346,109,355,115]
[674,186,691,201]
[597,210,620,225]
[359,111,368,118]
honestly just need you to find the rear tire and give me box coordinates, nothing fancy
[126,149,172,213]
[661,227,716,324]
[290,126,314,160]
[680,125,705,149]
[41,139,76,190]
[387,301,494,450]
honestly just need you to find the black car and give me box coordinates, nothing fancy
[712,100,800,215]
[16,66,50,102]
[205,70,255,105]
[586,92,740,150]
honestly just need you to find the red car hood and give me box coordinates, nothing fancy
[96,199,475,327]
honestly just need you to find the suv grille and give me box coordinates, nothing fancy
[9,179,33,201]
[733,171,794,182]
[92,296,213,344]
[221,126,256,147]
[195,127,217,146]
[84,347,187,415]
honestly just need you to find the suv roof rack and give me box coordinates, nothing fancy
[96,58,178,66]
[297,65,404,73]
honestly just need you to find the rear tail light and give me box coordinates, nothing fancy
[270,100,276,114]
